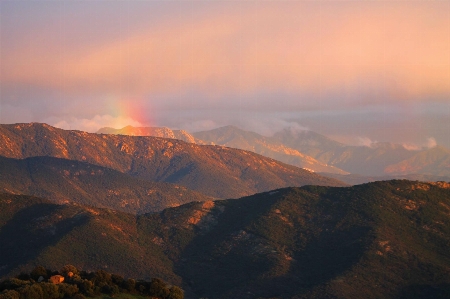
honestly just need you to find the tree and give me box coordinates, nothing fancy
[77,280,94,297]
[57,283,78,298]
[0,290,20,299]
[18,284,43,299]
[59,265,79,277]
[1,279,29,291]
[30,266,48,281]
[149,278,170,298]
[111,274,124,286]
[38,283,58,299]
[123,278,135,292]
[168,286,184,299]
[91,270,111,287]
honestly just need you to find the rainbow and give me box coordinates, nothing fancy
[107,95,153,128]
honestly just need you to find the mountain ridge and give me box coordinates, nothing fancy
[193,125,349,174]
[102,124,450,178]
[193,125,450,178]
[0,123,346,199]
[100,125,348,174]
[97,125,205,144]
[384,145,450,177]
[1,180,449,298]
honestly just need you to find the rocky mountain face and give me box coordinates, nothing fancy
[197,126,450,178]
[271,127,347,158]
[2,180,450,298]
[98,125,348,174]
[0,156,212,214]
[192,125,348,174]
[94,125,450,179]
[0,123,345,199]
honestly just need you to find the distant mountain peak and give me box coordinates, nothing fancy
[193,125,349,174]
[96,125,203,144]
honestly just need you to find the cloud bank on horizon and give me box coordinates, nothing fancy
[0,1,449,147]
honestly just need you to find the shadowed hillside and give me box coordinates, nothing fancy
[2,180,447,298]
[0,155,212,214]
[0,193,181,284]
[137,180,450,299]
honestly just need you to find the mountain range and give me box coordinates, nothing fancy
[0,123,345,200]
[99,125,348,175]
[1,180,449,298]
[1,122,449,298]
[99,125,450,180]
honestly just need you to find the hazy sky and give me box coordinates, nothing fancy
[1,0,449,148]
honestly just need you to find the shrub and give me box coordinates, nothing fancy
[57,283,78,298]
[59,265,79,277]
[123,278,135,292]
[168,286,184,299]
[30,266,49,281]
[38,283,58,299]
[149,278,170,298]
[18,284,43,299]
[0,290,20,299]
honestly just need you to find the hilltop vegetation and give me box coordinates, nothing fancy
[0,265,183,299]
[318,172,450,186]
[1,181,450,298]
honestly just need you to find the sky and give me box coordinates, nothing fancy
[1,0,449,148]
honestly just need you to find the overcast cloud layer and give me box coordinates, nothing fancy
[1,1,449,148]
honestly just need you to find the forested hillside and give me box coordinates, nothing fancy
[1,180,449,298]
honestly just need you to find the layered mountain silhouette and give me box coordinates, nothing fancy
[0,155,212,214]
[1,180,449,298]
[196,126,428,177]
[100,124,450,179]
[384,145,450,177]
[0,123,345,199]
[100,125,348,174]
[193,125,348,174]
[272,129,402,173]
